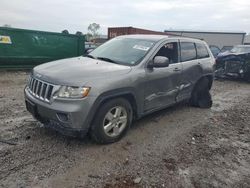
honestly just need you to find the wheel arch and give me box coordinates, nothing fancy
[85,89,139,131]
[194,74,214,91]
[205,74,214,90]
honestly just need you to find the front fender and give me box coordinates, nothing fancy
[84,88,141,130]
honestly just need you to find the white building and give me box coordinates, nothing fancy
[244,35,250,45]
[164,29,246,49]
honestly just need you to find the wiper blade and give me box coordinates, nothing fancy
[86,54,96,59]
[96,57,118,64]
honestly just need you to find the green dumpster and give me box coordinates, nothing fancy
[0,27,85,69]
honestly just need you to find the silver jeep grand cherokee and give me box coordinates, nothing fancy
[25,35,214,144]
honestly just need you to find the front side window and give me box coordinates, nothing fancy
[89,38,156,66]
[196,43,209,59]
[154,42,179,64]
[180,42,196,62]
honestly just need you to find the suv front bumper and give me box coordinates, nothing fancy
[24,86,96,137]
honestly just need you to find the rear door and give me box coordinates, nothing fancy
[144,40,183,112]
[177,40,201,101]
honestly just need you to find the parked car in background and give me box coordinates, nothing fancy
[24,35,215,144]
[215,45,250,81]
[209,45,221,58]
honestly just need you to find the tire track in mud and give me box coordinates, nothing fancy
[0,72,250,187]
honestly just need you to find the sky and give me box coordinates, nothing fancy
[1,0,250,35]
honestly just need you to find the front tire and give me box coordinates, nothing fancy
[90,98,132,144]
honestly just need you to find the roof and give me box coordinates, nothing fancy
[164,29,246,35]
[0,27,80,37]
[235,45,250,47]
[118,34,169,41]
[117,34,204,43]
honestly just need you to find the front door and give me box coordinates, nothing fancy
[144,41,182,112]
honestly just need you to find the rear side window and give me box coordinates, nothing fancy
[180,42,196,62]
[196,43,210,59]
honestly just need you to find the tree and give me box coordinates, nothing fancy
[85,33,93,41]
[87,23,100,39]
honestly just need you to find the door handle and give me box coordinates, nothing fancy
[173,67,181,72]
[198,62,201,65]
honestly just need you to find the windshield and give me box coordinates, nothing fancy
[230,46,250,53]
[89,38,156,66]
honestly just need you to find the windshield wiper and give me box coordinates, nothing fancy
[96,57,118,64]
[87,55,122,65]
[86,54,96,59]
[96,57,120,64]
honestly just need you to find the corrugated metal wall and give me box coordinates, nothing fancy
[0,27,85,69]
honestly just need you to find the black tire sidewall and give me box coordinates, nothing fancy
[197,89,212,108]
[90,98,132,144]
[190,78,212,108]
[243,71,250,82]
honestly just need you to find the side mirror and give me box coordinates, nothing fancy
[149,56,170,68]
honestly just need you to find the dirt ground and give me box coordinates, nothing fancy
[0,71,250,188]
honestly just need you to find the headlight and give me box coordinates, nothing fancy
[57,86,91,98]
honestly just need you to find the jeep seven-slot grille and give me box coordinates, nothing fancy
[27,77,54,102]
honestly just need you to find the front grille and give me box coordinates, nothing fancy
[27,77,54,102]
[225,60,242,73]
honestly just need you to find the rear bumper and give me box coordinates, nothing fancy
[24,86,96,137]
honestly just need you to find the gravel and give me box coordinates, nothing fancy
[0,71,250,188]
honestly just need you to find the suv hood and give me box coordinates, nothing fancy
[33,57,132,86]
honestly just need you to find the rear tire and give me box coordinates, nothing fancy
[90,98,132,144]
[190,78,213,108]
[243,72,250,82]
